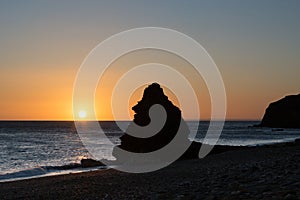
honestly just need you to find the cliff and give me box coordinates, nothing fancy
[258,94,300,128]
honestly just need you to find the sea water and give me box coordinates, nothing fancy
[0,121,299,181]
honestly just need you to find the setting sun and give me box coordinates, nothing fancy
[78,110,87,119]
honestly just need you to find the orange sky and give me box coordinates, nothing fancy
[0,62,297,121]
[1,48,296,121]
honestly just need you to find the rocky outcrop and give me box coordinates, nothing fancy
[111,83,246,163]
[81,158,106,168]
[258,94,300,128]
[112,83,191,157]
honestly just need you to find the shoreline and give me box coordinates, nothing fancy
[1,138,300,183]
[0,140,299,199]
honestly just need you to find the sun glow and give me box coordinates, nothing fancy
[78,110,87,119]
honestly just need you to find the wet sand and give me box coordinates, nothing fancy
[0,142,299,200]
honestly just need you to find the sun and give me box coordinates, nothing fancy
[78,110,87,119]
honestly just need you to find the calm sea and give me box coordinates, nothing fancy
[0,121,300,181]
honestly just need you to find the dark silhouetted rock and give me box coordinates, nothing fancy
[111,83,245,163]
[111,82,205,162]
[113,83,190,154]
[81,158,106,168]
[258,94,300,128]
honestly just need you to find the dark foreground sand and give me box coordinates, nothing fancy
[0,142,299,200]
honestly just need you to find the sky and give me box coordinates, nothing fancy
[0,0,299,120]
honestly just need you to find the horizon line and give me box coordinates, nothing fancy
[0,119,261,122]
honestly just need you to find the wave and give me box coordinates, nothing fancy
[0,162,107,182]
[192,136,300,147]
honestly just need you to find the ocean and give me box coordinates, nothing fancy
[0,121,300,182]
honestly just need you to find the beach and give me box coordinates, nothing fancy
[1,141,299,200]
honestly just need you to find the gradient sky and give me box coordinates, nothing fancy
[0,0,299,120]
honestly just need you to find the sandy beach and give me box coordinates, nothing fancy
[0,141,299,200]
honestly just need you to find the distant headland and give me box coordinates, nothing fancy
[257,94,300,128]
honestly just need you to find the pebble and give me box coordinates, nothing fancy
[284,193,298,200]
